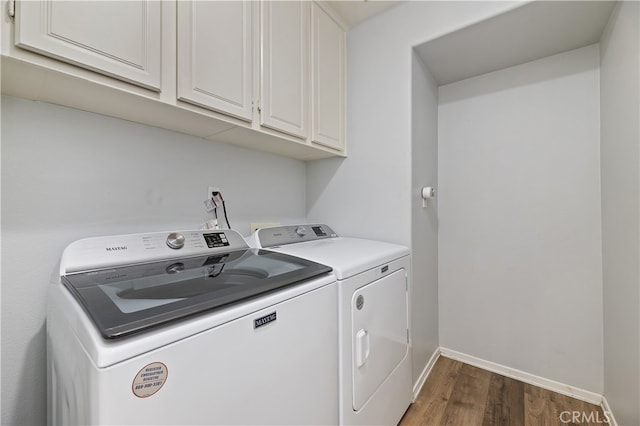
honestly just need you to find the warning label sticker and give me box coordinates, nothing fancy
[132,362,168,398]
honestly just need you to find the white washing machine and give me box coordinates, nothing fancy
[47,229,339,425]
[248,224,413,425]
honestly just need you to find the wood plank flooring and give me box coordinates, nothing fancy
[399,357,607,426]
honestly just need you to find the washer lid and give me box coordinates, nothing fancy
[62,248,332,339]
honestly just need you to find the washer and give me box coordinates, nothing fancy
[47,229,338,425]
[248,224,413,425]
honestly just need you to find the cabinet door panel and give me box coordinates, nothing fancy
[177,1,253,121]
[312,4,345,151]
[260,1,308,139]
[15,0,161,91]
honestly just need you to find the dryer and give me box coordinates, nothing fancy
[248,224,413,425]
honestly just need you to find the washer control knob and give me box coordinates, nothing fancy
[166,232,185,249]
[295,226,308,237]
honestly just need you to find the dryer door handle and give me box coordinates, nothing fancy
[355,329,370,368]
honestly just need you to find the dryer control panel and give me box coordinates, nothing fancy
[252,224,337,248]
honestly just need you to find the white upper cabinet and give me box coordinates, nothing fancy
[177,1,253,122]
[311,3,345,151]
[260,0,308,139]
[4,0,346,159]
[15,0,161,91]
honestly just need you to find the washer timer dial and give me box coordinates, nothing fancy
[166,232,186,249]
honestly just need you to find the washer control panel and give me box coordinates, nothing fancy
[253,224,337,248]
[62,229,243,274]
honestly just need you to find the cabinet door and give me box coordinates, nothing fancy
[260,0,308,139]
[15,0,161,91]
[177,1,253,122]
[311,4,345,151]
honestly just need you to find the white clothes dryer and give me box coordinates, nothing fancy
[248,224,413,425]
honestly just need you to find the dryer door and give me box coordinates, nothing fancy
[351,268,409,411]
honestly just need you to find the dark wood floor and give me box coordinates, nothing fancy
[399,356,606,426]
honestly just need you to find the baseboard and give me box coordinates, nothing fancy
[439,347,603,405]
[601,396,618,426]
[412,348,441,401]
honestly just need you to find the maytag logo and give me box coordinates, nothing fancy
[254,312,277,329]
[106,246,128,252]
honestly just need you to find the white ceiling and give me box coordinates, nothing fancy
[414,1,616,86]
[322,0,401,28]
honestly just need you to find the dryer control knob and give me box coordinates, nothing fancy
[295,226,308,236]
[166,232,185,249]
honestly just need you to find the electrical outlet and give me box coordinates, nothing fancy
[207,186,220,198]
[250,222,280,234]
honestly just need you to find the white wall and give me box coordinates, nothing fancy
[306,0,522,387]
[600,2,640,424]
[0,95,307,425]
[438,45,604,393]
[307,1,522,245]
[410,52,439,387]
